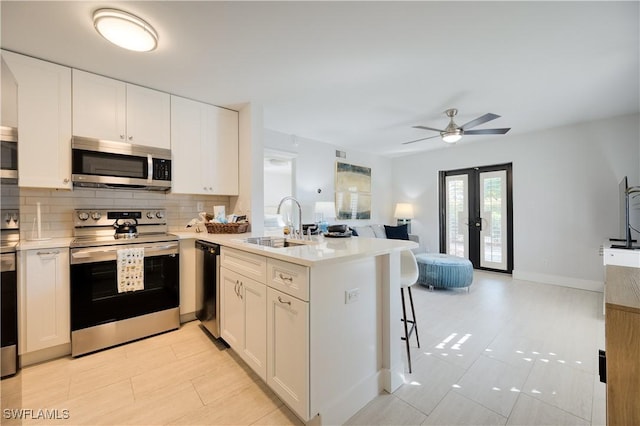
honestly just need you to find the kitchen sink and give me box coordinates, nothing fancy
[242,236,313,248]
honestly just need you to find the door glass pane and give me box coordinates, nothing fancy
[480,170,507,270]
[445,175,468,258]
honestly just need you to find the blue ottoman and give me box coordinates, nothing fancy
[415,253,473,291]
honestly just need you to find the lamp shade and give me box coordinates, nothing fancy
[314,201,336,219]
[394,203,414,219]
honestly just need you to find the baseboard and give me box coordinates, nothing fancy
[20,343,71,367]
[312,371,383,426]
[512,270,604,293]
[180,312,196,323]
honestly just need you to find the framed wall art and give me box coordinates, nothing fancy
[335,161,371,220]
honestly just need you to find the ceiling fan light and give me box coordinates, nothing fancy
[442,131,462,144]
[93,9,158,52]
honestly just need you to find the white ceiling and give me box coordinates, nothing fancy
[2,1,638,157]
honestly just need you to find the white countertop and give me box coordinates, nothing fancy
[13,231,418,266]
[17,237,74,251]
[172,230,418,267]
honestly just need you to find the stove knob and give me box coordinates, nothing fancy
[77,212,90,221]
[91,211,102,221]
[146,212,154,219]
[156,211,165,219]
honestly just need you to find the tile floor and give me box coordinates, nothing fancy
[348,271,606,426]
[0,271,606,425]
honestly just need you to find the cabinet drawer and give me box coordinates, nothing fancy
[220,247,267,283]
[267,258,309,301]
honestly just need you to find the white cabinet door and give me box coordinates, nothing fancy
[220,266,245,350]
[126,83,170,149]
[179,239,196,317]
[73,70,170,149]
[242,277,267,380]
[170,95,239,195]
[205,106,239,195]
[20,248,70,353]
[220,264,267,380]
[170,95,205,194]
[2,51,72,189]
[72,69,126,142]
[267,287,309,419]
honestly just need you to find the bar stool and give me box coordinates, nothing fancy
[400,249,420,373]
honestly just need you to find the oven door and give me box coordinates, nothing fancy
[70,241,179,332]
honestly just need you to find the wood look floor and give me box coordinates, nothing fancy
[1,271,605,425]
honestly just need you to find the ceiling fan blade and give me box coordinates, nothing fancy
[412,125,445,133]
[461,113,500,130]
[402,135,441,145]
[464,128,511,135]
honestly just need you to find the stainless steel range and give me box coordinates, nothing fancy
[70,208,179,357]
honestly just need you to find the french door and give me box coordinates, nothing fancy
[439,163,513,273]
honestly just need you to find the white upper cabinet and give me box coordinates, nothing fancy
[2,51,72,189]
[72,69,170,150]
[171,95,239,195]
[124,83,171,149]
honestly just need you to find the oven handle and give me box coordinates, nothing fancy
[70,242,178,265]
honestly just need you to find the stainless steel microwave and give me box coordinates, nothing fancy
[72,137,171,191]
[0,126,18,183]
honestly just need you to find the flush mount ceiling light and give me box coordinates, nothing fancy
[93,9,158,52]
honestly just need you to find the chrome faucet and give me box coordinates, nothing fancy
[277,196,303,239]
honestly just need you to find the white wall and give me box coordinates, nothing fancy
[231,103,264,233]
[263,129,393,226]
[391,113,640,291]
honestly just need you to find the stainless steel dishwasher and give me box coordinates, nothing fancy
[195,240,221,338]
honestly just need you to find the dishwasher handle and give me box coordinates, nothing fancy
[196,240,220,255]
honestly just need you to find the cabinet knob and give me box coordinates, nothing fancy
[63,178,69,184]
[120,135,125,139]
[128,136,133,141]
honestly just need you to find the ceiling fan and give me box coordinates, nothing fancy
[403,108,511,145]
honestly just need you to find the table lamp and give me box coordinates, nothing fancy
[394,203,414,233]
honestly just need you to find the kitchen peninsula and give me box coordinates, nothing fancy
[174,231,418,425]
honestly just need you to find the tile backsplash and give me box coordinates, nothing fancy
[19,187,232,239]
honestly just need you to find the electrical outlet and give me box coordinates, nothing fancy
[196,202,204,212]
[345,288,360,304]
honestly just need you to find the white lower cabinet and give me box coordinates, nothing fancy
[19,248,70,354]
[241,276,267,379]
[179,239,196,319]
[266,287,309,419]
[220,266,267,380]
[220,247,309,420]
